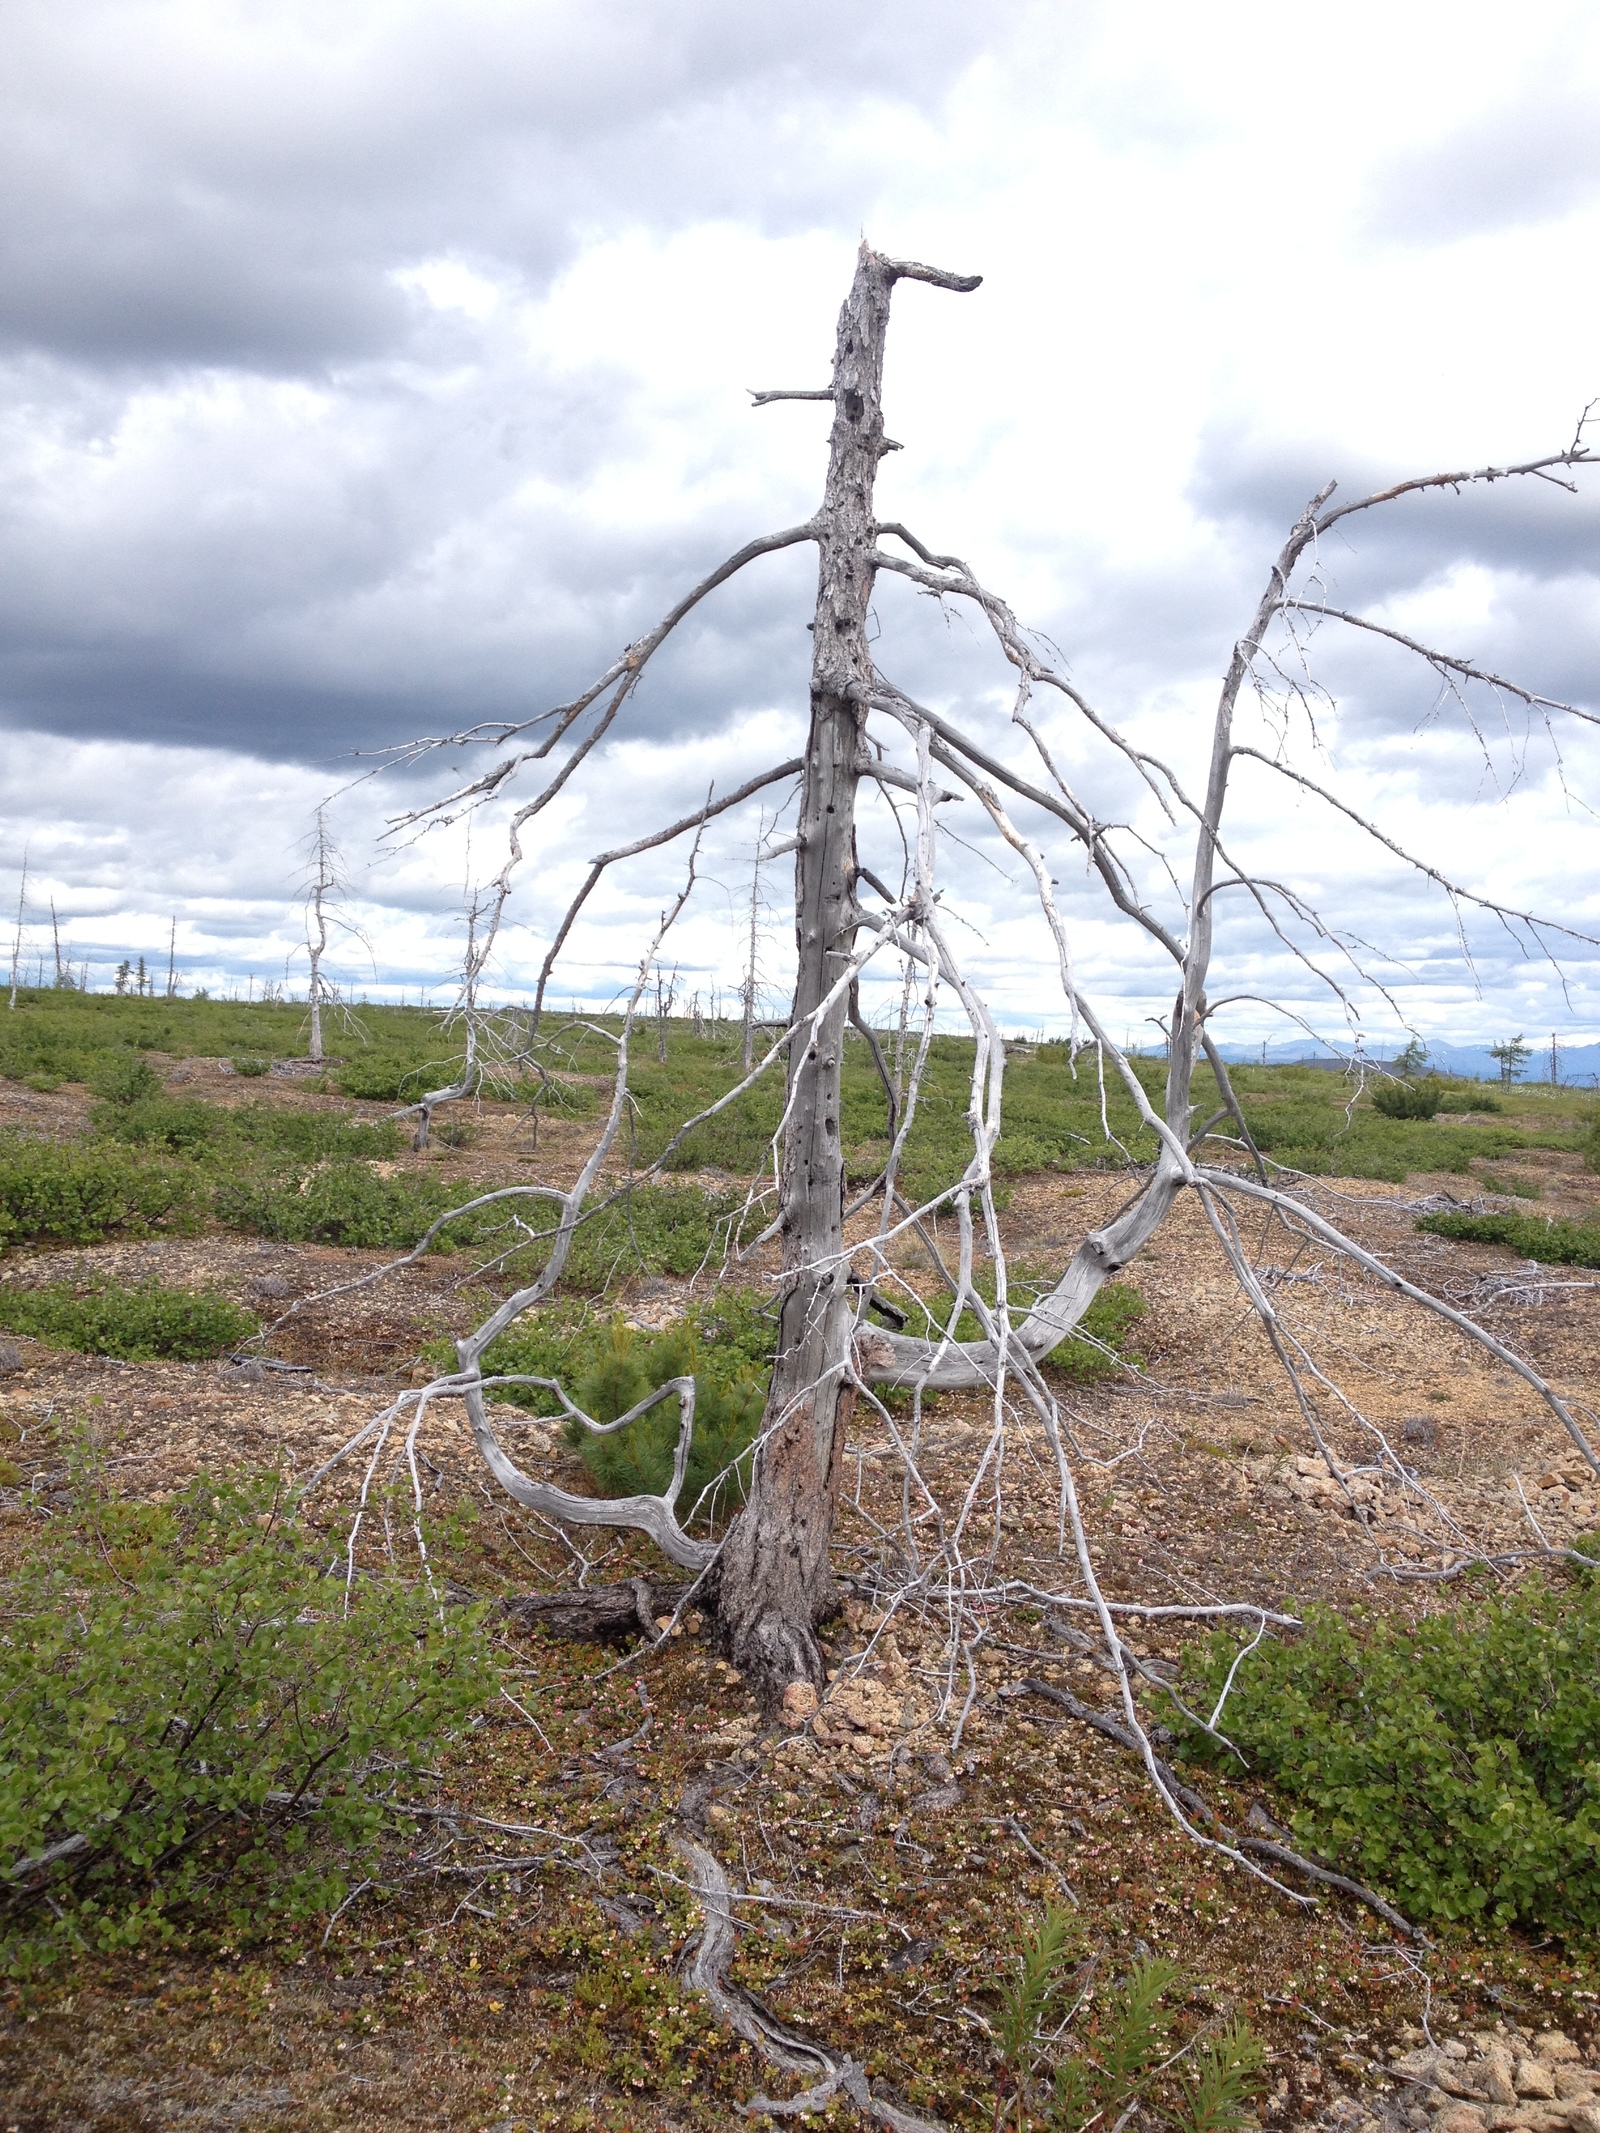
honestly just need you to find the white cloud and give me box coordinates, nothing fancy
[1,0,1599,1045]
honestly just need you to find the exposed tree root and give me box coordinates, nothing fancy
[500,1577,687,1644]
[671,1826,950,2130]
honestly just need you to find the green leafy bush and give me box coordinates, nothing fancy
[335,1051,443,1101]
[85,1054,163,1106]
[1476,1167,1542,1200]
[0,1135,200,1246]
[91,1093,219,1153]
[907,1278,1147,1383]
[558,1186,744,1288]
[230,1055,271,1078]
[92,1098,403,1169]
[1371,1075,1445,1120]
[1415,1209,1600,1268]
[0,1465,492,1973]
[0,1280,255,1360]
[223,1105,404,1161]
[1176,1579,1600,1932]
[213,1161,494,1251]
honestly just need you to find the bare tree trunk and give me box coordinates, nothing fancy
[8,852,28,1011]
[740,844,762,1074]
[710,246,978,1701]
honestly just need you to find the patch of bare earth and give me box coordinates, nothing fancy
[3,1093,1599,2128]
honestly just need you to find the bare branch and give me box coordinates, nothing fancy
[1315,446,1594,532]
[1280,600,1600,726]
[529,757,803,1024]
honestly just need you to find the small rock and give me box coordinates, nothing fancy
[1553,2072,1600,2103]
[0,1340,24,1374]
[1569,2108,1600,2133]
[1397,2050,1446,2081]
[1482,2052,1519,2108]
[1433,2107,1487,2133]
[1402,1415,1438,1448]
[1440,2069,1484,2098]
[1534,2038,1581,2067]
[1514,2061,1556,2102]
[779,1680,819,1728]
[912,1783,961,1814]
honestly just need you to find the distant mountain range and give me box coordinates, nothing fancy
[1209,1037,1600,1086]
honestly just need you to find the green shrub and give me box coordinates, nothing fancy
[992,1922,1265,2133]
[1175,1579,1600,1932]
[0,1136,200,1246]
[905,1278,1147,1383]
[217,1104,403,1163]
[559,1186,745,1288]
[0,1464,492,1974]
[213,1161,494,1252]
[1477,1167,1542,1200]
[85,1055,163,1106]
[335,1051,444,1101]
[1415,1209,1600,1268]
[91,1093,219,1153]
[230,1055,271,1078]
[1371,1075,1445,1120]
[0,1280,255,1360]
[559,1319,766,1522]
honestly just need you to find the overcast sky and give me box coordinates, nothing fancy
[2,0,1599,1052]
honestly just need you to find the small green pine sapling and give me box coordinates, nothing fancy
[994,1903,1077,2131]
[1176,2020,1267,2133]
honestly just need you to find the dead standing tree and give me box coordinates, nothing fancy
[293,805,368,1065]
[329,245,1598,1731]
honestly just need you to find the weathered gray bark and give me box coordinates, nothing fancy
[709,246,978,1700]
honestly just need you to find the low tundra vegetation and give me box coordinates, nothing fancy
[0,1459,493,1976]
[992,1921,1265,2133]
[0,1278,256,1360]
[1175,1568,1600,1933]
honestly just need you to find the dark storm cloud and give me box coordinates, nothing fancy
[0,0,1015,763]
[0,0,1004,371]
